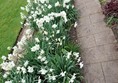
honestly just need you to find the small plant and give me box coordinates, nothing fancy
[103,0,118,25]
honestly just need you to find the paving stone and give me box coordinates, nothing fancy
[82,45,115,64]
[85,0,101,9]
[102,60,118,83]
[79,7,89,17]
[84,63,105,83]
[78,35,96,49]
[90,12,105,24]
[90,21,109,34]
[94,29,116,45]
[86,5,102,15]
[77,25,92,37]
[79,16,91,26]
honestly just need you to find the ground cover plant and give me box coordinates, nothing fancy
[0,0,83,83]
[101,0,118,26]
[0,0,27,62]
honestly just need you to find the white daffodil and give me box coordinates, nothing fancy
[41,57,46,62]
[17,66,21,71]
[28,66,34,73]
[52,24,57,28]
[1,61,15,71]
[55,1,60,7]
[21,7,25,10]
[69,73,76,83]
[5,80,12,83]
[39,68,47,75]
[31,44,40,52]
[35,38,40,43]
[74,22,78,27]
[24,60,29,67]
[21,79,26,83]
[66,51,72,59]
[40,49,45,55]
[21,67,26,74]
[60,71,66,77]
[56,30,60,34]
[48,5,52,9]
[1,56,7,60]
[73,52,79,59]
[79,62,83,69]
[77,57,81,62]
[38,76,41,83]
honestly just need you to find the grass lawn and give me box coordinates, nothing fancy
[0,0,26,62]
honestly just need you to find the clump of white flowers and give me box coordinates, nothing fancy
[1,0,83,83]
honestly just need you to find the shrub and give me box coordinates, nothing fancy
[103,0,118,25]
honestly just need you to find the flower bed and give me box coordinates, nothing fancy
[0,0,83,83]
[100,0,118,41]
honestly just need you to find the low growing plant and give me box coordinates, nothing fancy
[103,0,118,26]
[0,0,83,83]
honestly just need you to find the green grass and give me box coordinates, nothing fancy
[0,0,26,62]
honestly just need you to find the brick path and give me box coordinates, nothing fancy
[75,0,118,83]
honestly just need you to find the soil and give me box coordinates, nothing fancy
[69,27,78,44]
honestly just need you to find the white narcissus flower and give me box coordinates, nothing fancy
[74,22,78,27]
[21,7,25,10]
[40,49,45,55]
[21,79,26,83]
[60,71,66,77]
[55,1,60,7]
[35,38,40,43]
[50,75,56,81]
[38,55,42,59]
[79,62,84,69]
[8,54,17,61]
[56,30,60,34]
[17,66,21,71]
[1,55,7,60]
[49,69,54,72]
[60,11,67,23]
[48,5,52,9]
[63,0,71,6]
[21,67,26,74]
[44,60,48,64]
[73,52,79,59]
[5,80,12,83]
[69,73,76,83]
[41,57,46,62]
[26,29,32,35]
[45,37,49,41]
[40,0,45,3]
[3,72,10,78]
[27,0,30,3]
[28,66,34,73]
[38,76,41,83]
[20,12,26,19]
[66,51,72,59]
[3,73,8,78]
[7,46,11,50]
[39,68,47,75]
[24,60,29,67]
[52,24,57,28]
[31,44,40,52]
[72,5,74,8]
[1,61,15,71]
[77,57,81,63]
[44,31,48,35]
